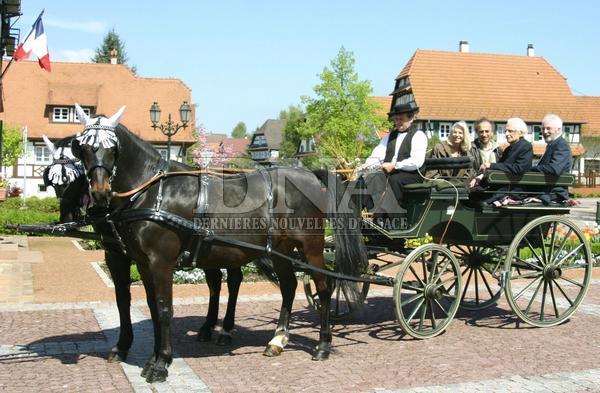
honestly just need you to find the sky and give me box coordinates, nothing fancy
[13,0,600,135]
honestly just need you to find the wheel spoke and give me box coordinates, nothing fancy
[421,255,428,284]
[408,264,426,287]
[401,292,424,307]
[428,301,437,330]
[549,280,560,318]
[431,257,452,284]
[480,268,496,298]
[538,225,549,265]
[540,280,548,321]
[552,279,574,306]
[548,221,558,263]
[475,268,480,305]
[405,298,425,322]
[558,276,585,289]
[418,300,427,331]
[433,298,449,318]
[553,228,573,264]
[513,255,543,271]
[437,276,459,289]
[555,243,584,268]
[561,264,590,270]
[461,267,474,301]
[524,237,545,267]
[524,278,544,316]
[513,276,542,302]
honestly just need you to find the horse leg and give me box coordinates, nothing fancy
[142,266,175,384]
[198,268,222,342]
[136,264,161,380]
[263,259,296,357]
[311,270,332,361]
[104,248,133,362]
[216,267,243,346]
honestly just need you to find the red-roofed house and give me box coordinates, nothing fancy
[0,59,195,196]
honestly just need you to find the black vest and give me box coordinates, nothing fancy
[385,126,425,172]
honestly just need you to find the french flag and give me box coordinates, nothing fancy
[14,14,51,72]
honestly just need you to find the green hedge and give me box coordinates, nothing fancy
[0,197,60,234]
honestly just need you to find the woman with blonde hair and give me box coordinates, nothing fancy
[428,120,475,178]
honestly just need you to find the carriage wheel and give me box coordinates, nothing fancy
[393,244,462,339]
[451,245,504,310]
[504,216,592,327]
[303,271,370,320]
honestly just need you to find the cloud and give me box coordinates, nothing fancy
[55,49,95,63]
[45,18,107,34]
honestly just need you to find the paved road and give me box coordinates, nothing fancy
[1,236,600,392]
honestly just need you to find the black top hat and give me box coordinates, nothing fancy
[388,100,419,117]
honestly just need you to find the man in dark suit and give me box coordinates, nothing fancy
[531,114,572,203]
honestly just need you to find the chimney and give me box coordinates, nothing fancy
[459,40,470,53]
[527,44,535,57]
[110,48,118,64]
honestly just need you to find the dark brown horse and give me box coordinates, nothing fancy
[71,104,367,383]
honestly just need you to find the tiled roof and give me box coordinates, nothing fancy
[576,96,600,137]
[0,60,195,142]
[397,50,585,123]
[221,137,249,156]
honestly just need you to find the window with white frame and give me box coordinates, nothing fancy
[496,124,506,143]
[34,145,51,164]
[438,123,451,140]
[52,106,91,123]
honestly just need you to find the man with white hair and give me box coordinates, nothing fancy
[469,117,533,204]
[531,114,572,204]
[532,114,572,175]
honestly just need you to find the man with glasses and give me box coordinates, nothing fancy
[356,99,427,214]
[531,114,572,204]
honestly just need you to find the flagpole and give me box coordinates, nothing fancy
[0,9,46,80]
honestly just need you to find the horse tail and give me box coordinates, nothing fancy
[312,169,368,307]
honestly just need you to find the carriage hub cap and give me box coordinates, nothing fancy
[424,284,443,300]
[543,265,562,280]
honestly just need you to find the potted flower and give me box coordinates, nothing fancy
[0,177,8,201]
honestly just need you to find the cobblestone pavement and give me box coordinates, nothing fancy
[1,236,600,392]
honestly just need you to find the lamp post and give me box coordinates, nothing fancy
[149,101,192,162]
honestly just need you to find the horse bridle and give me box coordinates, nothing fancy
[75,124,120,183]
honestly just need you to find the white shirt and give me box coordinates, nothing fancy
[364,130,427,171]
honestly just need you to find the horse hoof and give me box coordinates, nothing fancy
[215,334,232,346]
[311,347,330,361]
[262,345,283,357]
[145,367,168,383]
[140,358,156,379]
[107,349,128,363]
[197,330,212,342]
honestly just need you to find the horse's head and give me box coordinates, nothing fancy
[71,103,125,207]
[42,135,85,198]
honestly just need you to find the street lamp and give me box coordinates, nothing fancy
[149,101,192,162]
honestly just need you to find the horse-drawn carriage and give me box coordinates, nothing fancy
[304,165,591,340]
[10,106,591,383]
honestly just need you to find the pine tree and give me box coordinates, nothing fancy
[91,29,136,72]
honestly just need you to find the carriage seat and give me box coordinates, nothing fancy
[483,171,575,187]
[403,157,471,199]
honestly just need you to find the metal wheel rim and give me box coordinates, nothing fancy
[504,216,592,327]
[451,244,504,310]
[393,244,462,339]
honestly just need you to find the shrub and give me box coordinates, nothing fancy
[0,197,60,234]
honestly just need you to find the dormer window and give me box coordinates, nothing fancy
[51,106,91,123]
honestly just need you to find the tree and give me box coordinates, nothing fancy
[189,126,233,168]
[1,124,24,168]
[231,122,247,138]
[91,28,136,73]
[279,105,305,158]
[297,47,388,170]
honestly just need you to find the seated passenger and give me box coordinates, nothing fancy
[470,117,533,205]
[428,120,475,179]
[471,117,503,170]
[531,114,572,204]
[356,99,426,214]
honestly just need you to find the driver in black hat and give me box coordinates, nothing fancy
[356,99,427,214]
